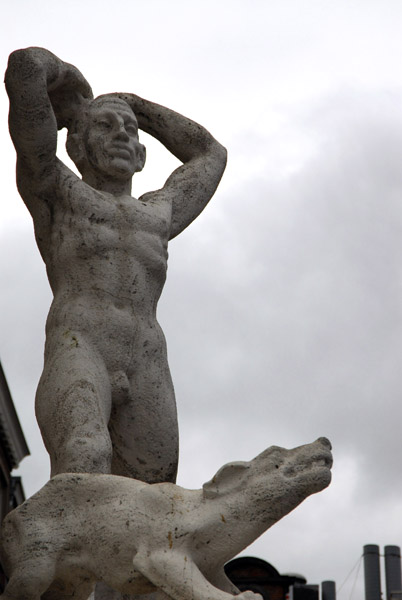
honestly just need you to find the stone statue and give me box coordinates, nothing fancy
[4,49,333,600]
[5,48,227,483]
[0,438,333,600]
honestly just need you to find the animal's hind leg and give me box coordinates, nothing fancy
[1,560,55,600]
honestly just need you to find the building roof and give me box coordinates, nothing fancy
[0,362,30,470]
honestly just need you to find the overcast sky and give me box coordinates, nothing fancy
[1,1,402,598]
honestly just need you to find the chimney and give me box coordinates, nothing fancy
[364,544,382,600]
[384,546,402,600]
[321,580,336,600]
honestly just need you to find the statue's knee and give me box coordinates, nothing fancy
[54,434,112,475]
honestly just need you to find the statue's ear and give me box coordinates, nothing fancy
[135,143,146,173]
[66,132,86,172]
[202,461,249,499]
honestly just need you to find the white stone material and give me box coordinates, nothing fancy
[0,438,332,599]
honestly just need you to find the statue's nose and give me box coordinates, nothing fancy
[115,126,129,141]
[317,437,332,450]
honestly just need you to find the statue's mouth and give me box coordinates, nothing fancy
[311,453,333,469]
[108,145,133,159]
[282,450,333,478]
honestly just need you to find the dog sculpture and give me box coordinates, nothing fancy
[0,437,332,600]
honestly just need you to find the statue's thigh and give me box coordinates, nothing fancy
[108,358,178,483]
[36,334,112,442]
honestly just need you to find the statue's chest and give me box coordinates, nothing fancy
[60,193,171,242]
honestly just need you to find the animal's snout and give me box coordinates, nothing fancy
[317,437,332,450]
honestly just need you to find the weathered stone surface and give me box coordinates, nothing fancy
[5,47,227,484]
[0,438,332,599]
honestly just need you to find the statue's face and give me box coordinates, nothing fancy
[84,100,144,180]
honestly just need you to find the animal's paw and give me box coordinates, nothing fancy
[235,591,263,600]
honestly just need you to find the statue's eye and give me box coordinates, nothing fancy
[126,125,137,135]
[98,120,111,129]
[275,465,279,469]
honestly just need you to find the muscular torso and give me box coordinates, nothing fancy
[33,170,172,373]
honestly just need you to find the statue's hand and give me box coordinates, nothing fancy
[235,592,263,600]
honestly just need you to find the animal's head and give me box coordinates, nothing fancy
[202,437,332,519]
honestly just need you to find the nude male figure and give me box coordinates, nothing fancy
[5,47,227,484]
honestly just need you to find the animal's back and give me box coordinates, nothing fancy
[0,474,175,585]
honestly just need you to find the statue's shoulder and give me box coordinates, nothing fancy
[17,157,80,206]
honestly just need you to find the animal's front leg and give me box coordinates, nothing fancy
[133,550,262,600]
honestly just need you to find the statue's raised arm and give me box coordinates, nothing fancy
[5,48,92,213]
[111,92,227,239]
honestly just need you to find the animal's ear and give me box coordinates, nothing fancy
[202,461,249,499]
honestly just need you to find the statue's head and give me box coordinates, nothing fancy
[66,95,146,183]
